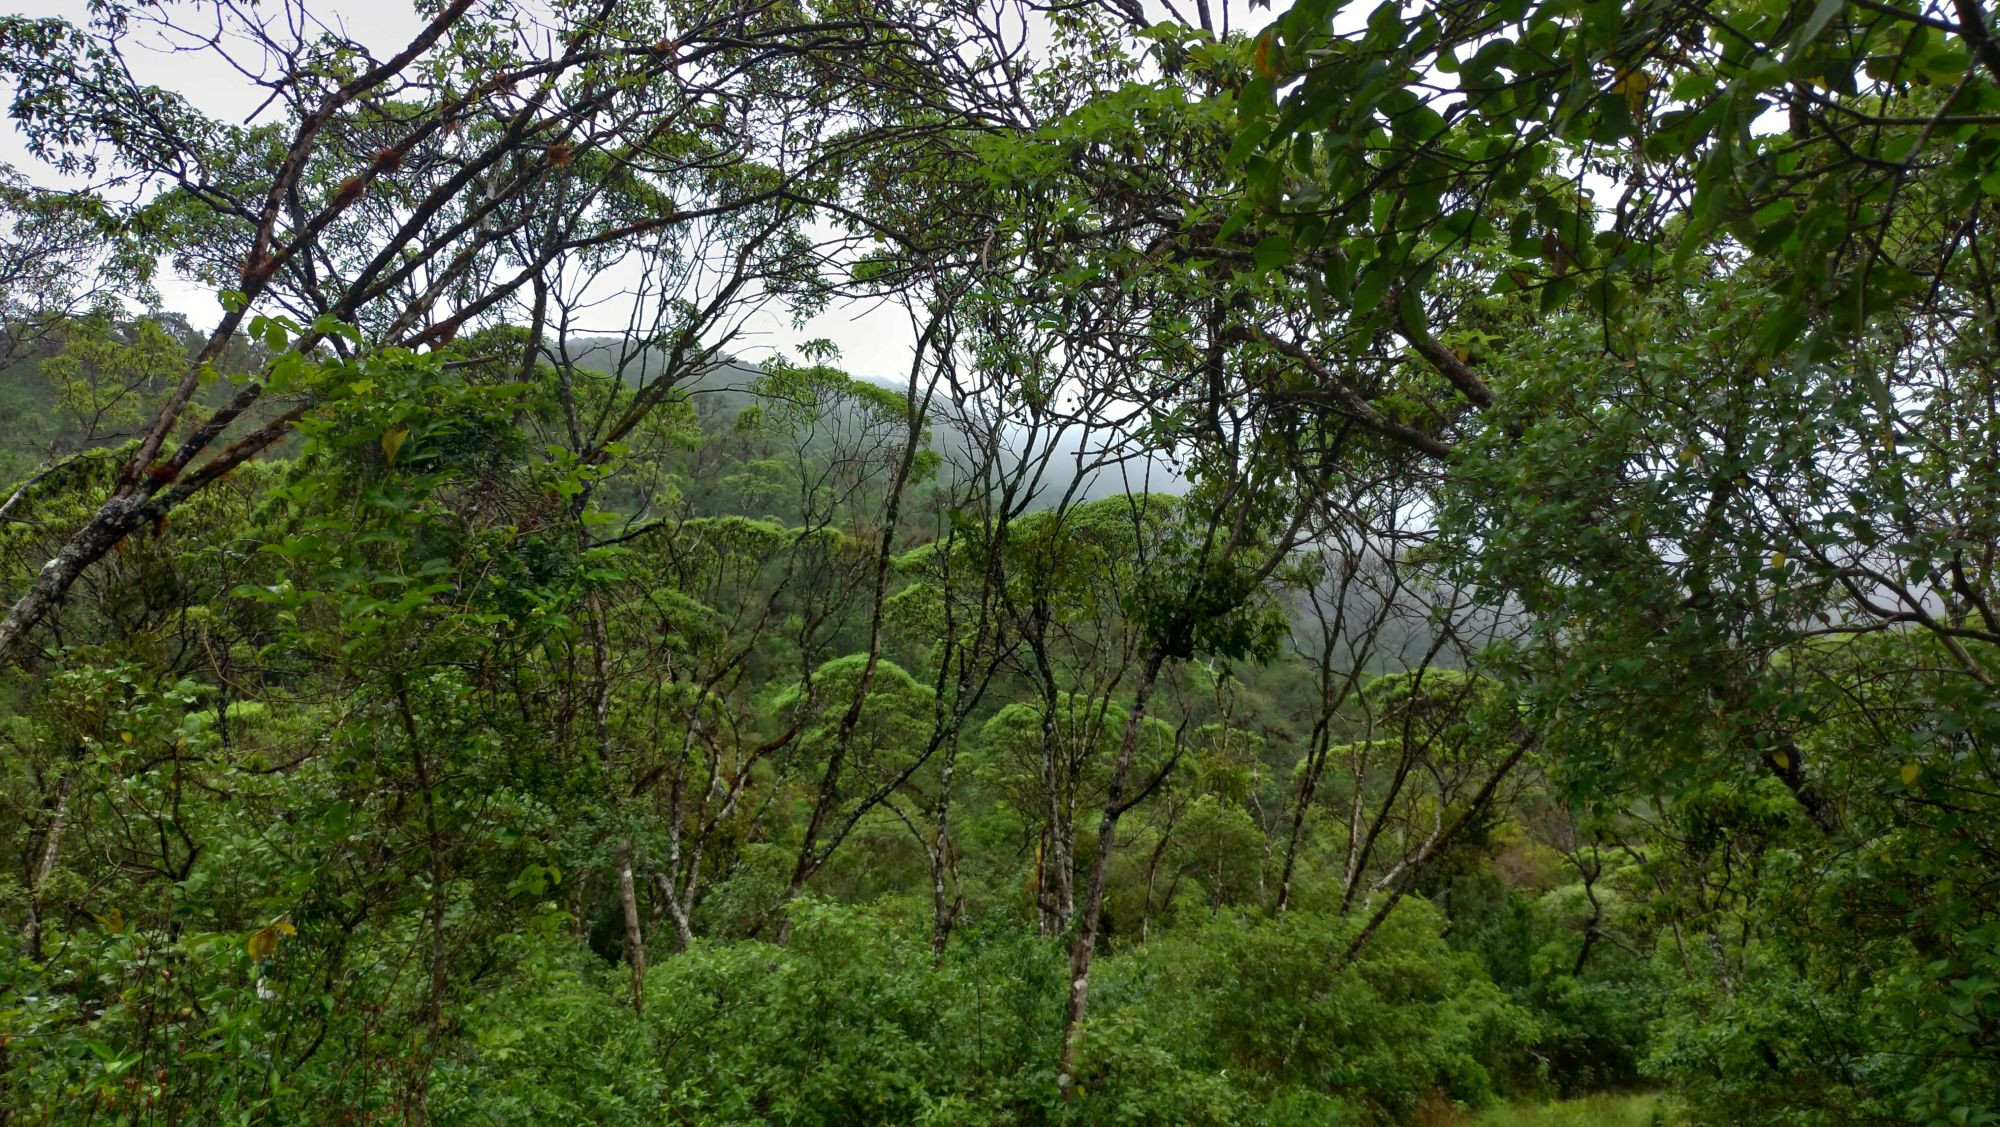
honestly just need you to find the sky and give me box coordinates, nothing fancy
[1,0,1277,381]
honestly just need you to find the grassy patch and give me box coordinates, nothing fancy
[1471,1092,1668,1127]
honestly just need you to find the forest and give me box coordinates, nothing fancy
[0,0,1994,1123]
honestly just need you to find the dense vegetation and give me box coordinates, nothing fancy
[0,0,1994,1123]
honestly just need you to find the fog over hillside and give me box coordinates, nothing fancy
[547,335,1482,678]
[554,335,1188,508]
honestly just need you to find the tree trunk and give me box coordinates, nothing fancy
[1139,808,1176,942]
[618,840,646,1013]
[1335,734,1534,970]
[22,770,74,960]
[1057,646,1165,1091]
[929,739,962,957]
[1276,718,1334,913]
[777,364,929,936]
[1031,634,1071,935]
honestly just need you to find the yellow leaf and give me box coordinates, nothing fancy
[1609,68,1652,112]
[247,926,280,960]
[1772,750,1791,770]
[1900,763,1920,785]
[118,731,132,744]
[1770,551,1786,569]
[1678,445,1697,464]
[100,908,125,935]
[381,427,409,467]
[1453,346,1471,363]
[1610,69,1652,112]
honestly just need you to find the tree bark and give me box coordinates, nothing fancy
[929,739,962,957]
[618,841,646,1013]
[1030,633,1072,935]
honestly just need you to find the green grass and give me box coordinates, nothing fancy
[1471,1092,1668,1127]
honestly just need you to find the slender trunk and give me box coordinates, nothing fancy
[660,708,702,951]
[420,772,448,1039]
[22,770,74,961]
[1040,796,1061,935]
[394,683,447,1127]
[778,375,929,935]
[1341,746,1367,891]
[1277,718,1334,913]
[1335,735,1534,970]
[1057,647,1165,1090]
[1369,787,1452,895]
[1140,810,1174,942]
[617,840,646,1013]
[1341,741,1420,913]
[1251,780,1271,905]
[1277,561,1381,912]
[779,748,843,945]
[1572,868,1603,977]
[1052,792,1075,933]
[1030,837,1046,925]
[1030,633,1069,935]
[929,739,961,957]
[655,870,695,951]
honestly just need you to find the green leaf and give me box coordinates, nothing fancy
[1785,0,1846,62]
[1253,234,1294,271]
[1216,204,1254,244]
[1323,248,1353,302]
[1758,297,1808,352]
[1227,119,1273,166]
[1538,276,1576,314]
[1396,285,1428,336]
[1351,265,1390,316]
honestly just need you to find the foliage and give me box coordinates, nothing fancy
[4,0,1999,1123]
